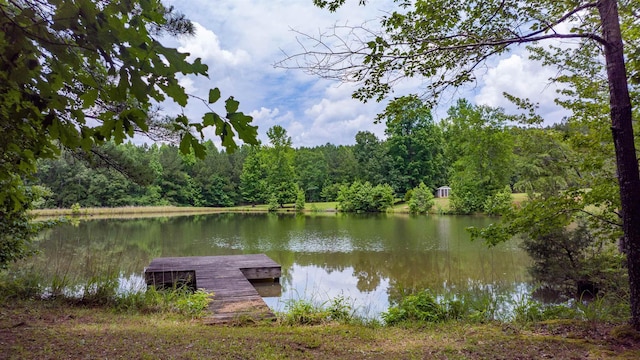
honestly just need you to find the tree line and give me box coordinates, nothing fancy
[32,97,573,214]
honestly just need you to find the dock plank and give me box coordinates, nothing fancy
[144,254,281,323]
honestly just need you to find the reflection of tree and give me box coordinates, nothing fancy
[354,269,381,292]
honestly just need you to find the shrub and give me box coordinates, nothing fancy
[521,221,627,298]
[408,182,435,214]
[267,194,279,212]
[337,181,395,212]
[484,186,513,215]
[295,186,305,212]
[449,187,486,214]
[71,203,82,215]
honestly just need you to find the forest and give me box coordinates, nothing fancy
[32,97,563,214]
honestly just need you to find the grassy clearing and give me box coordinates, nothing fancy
[30,205,232,218]
[30,194,530,219]
[391,193,529,214]
[30,202,341,219]
[2,300,638,359]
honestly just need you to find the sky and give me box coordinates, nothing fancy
[162,0,570,148]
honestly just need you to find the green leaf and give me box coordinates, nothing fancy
[220,123,238,152]
[209,88,221,104]
[160,79,188,106]
[225,97,240,114]
[179,132,194,155]
[80,89,99,107]
[191,58,208,75]
[228,112,259,145]
[202,112,222,127]
[130,73,148,102]
[192,140,206,159]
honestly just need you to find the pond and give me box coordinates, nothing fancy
[29,213,531,318]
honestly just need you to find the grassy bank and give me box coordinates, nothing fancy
[30,193,533,219]
[2,300,639,359]
[29,202,341,218]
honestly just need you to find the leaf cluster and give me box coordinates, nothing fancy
[0,0,259,267]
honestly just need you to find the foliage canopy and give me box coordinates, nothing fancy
[0,0,258,268]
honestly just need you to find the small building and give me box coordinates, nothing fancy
[436,186,451,198]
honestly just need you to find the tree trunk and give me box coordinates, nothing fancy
[597,0,640,330]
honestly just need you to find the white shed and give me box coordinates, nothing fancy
[436,186,451,198]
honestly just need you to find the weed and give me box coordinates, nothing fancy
[280,298,329,325]
[575,292,630,323]
[326,295,355,323]
[70,203,81,215]
[512,294,577,323]
[172,289,214,318]
[382,290,448,325]
[0,267,43,300]
[81,274,119,305]
[113,285,213,318]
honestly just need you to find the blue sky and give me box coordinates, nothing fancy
[163,0,570,148]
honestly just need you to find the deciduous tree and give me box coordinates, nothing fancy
[265,126,297,207]
[353,131,389,186]
[383,95,446,195]
[442,100,514,214]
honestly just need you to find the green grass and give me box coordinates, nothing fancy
[30,202,341,219]
[2,300,638,359]
[30,205,234,218]
[391,193,530,214]
[30,194,531,219]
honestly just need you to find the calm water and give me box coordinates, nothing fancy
[30,213,530,317]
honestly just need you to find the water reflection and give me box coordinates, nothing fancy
[26,213,530,317]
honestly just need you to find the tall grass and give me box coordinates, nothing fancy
[381,286,630,327]
[277,295,379,326]
[0,267,213,318]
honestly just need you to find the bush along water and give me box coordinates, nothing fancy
[381,287,630,327]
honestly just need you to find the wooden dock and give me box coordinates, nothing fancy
[144,254,281,324]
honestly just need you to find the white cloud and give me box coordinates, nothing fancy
[249,107,296,144]
[297,84,386,146]
[177,76,197,94]
[474,54,569,123]
[177,23,250,66]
